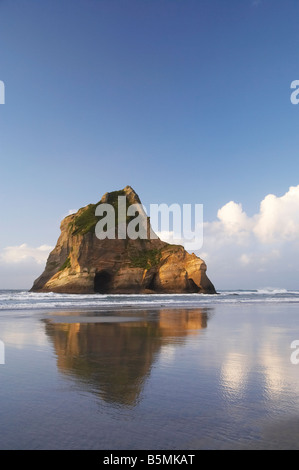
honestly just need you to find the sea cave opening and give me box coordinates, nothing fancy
[94,270,112,294]
[187,278,200,293]
[147,273,157,291]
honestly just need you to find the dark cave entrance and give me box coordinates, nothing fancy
[187,278,200,293]
[94,270,112,294]
[147,273,157,291]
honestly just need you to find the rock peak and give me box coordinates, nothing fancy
[100,185,141,205]
[30,187,216,295]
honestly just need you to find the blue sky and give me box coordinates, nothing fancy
[1,0,299,289]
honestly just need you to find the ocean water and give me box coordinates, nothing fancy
[0,288,299,449]
[0,287,298,311]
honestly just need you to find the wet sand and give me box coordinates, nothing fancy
[0,303,299,449]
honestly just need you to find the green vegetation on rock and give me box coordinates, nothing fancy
[70,203,99,235]
[69,191,136,237]
[107,190,126,207]
[106,190,131,226]
[59,256,71,271]
[130,249,161,270]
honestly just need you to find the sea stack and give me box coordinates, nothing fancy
[30,186,216,294]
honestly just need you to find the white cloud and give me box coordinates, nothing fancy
[0,244,53,265]
[201,184,299,248]
[157,185,299,289]
[239,253,251,266]
[253,186,299,243]
[217,201,252,235]
[0,244,53,289]
[201,185,299,288]
[239,250,281,267]
[155,230,184,246]
[1,185,299,290]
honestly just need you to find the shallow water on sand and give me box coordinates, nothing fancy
[0,295,299,449]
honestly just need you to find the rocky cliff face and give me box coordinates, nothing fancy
[30,186,216,294]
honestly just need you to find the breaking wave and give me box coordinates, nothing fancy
[0,288,299,311]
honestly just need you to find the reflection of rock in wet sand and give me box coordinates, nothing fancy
[44,308,210,407]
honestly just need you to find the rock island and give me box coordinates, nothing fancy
[30,186,216,294]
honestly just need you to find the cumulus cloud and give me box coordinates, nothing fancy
[205,201,253,247]
[1,185,299,290]
[199,185,299,288]
[217,201,252,235]
[239,250,281,268]
[253,187,299,243]
[0,244,53,265]
[155,230,184,246]
[157,185,299,289]
[0,244,53,289]
[203,185,299,246]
